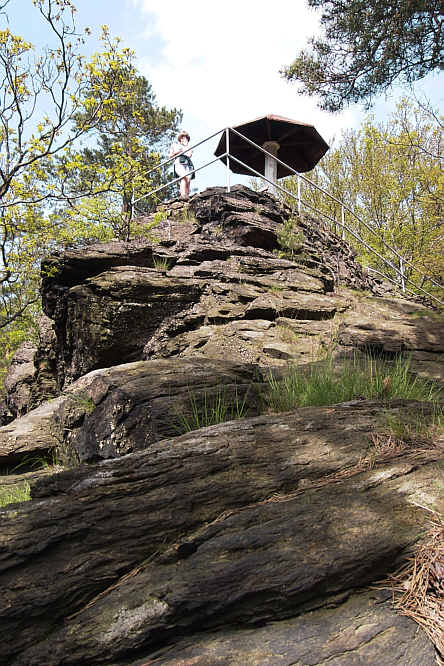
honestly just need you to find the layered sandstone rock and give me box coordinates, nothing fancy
[0,185,442,665]
[1,400,442,664]
[19,185,441,405]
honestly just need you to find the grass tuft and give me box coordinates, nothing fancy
[180,206,198,224]
[263,354,442,412]
[383,405,443,444]
[175,387,249,434]
[153,255,171,271]
[0,481,31,508]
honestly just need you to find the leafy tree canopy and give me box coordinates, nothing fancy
[282,0,443,111]
[0,1,181,390]
[282,98,443,301]
[61,59,181,239]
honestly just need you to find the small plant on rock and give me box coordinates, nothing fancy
[130,212,165,240]
[175,386,249,434]
[263,353,441,412]
[276,325,300,344]
[0,481,31,509]
[153,256,171,271]
[277,218,305,260]
[382,405,443,445]
[180,206,198,224]
[268,284,284,295]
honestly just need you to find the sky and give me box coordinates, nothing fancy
[8,0,444,191]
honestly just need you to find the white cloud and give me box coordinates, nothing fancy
[132,0,357,141]
[129,1,362,190]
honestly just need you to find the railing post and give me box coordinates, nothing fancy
[399,257,406,292]
[226,127,230,193]
[297,174,301,215]
[129,124,442,307]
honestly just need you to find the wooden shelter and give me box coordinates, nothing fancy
[214,114,329,182]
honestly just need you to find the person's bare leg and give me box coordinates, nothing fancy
[185,176,191,197]
[180,178,187,198]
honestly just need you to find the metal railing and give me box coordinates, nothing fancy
[135,127,443,307]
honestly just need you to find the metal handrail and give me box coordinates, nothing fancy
[226,153,443,305]
[140,128,224,180]
[133,153,225,204]
[228,127,442,292]
[367,267,435,304]
[136,127,443,306]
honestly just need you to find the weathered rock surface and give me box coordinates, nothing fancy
[0,393,66,465]
[0,314,57,425]
[122,589,435,666]
[1,401,442,665]
[3,341,36,420]
[339,306,444,354]
[29,313,58,409]
[0,357,262,467]
[1,185,443,665]
[25,185,442,407]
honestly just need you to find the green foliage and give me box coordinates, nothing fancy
[61,49,181,240]
[282,99,443,300]
[383,406,443,444]
[0,189,114,394]
[0,3,182,379]
[0,6,133,208]
[152,256,171,272]
[0,5,123,363]
[9,454,50,473]
[277,218,305,260]
[0,481,31,508]
[264,354,441,412]
[175,387,249,434]
[282,0,443,111]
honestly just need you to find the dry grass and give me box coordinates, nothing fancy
[363,432,406,469]
[364,430,444,470]
[384,516,444,665]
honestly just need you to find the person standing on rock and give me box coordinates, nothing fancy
[169,130,195,199]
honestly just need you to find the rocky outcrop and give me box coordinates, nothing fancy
[0,357,262,467]
[122,588,435,666]
[26,185,442,405]
[0,314,57,425]
[28,313,58,409]
[1,400,442,665]
[0,185,442,665]
[3,341,36,421]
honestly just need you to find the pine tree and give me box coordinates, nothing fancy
[282,0,443,111]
